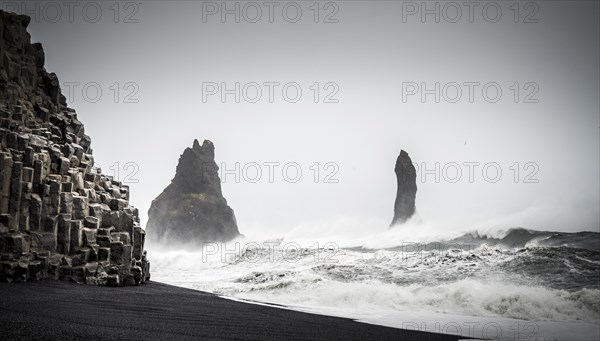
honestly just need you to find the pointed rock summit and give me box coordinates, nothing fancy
[391,150,417,226]
[146,139,240,244]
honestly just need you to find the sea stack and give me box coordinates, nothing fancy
[146,139,240,244]
[0,10,149,286]
[390,150,417,226]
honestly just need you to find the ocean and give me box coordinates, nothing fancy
[150,227,600,341]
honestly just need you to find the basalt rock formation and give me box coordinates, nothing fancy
[146,139,240,244]
[0,10,149,286]
[390,150,417,226]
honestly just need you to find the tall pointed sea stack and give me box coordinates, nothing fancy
[146,139,240,244]
[391,150,417,226]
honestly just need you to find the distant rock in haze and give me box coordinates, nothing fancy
[391,150,417,227]
[146,139,240,244]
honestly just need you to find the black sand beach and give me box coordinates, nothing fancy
[0,281,465,340]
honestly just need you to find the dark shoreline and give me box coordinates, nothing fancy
[0,280,467,340]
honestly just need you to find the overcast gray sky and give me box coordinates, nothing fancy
[11,0,599,239]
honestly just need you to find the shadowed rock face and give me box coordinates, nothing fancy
[391,150,417,227]
[146,139,240,244]
[0,10,149,286]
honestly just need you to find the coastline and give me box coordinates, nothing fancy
[0,280,465,340]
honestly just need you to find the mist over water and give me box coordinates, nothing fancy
[142,160,600,341]
[10,1,598,340]
[20,0,599,237]
[148,221,600,340]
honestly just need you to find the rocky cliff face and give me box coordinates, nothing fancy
[0,10,149,286]
[391,150,417,226]
[146,139,240,244]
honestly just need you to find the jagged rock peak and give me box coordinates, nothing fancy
[391,149,417,227]
[146,139,240,244]
[173,139,221,196]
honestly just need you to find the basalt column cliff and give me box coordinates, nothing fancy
[0,10,149,286]
[390,150,417,226]
[147,139,240,244]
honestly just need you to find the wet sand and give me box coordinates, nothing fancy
[0,280,467,340]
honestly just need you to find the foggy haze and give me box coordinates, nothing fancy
[10,0,599,238]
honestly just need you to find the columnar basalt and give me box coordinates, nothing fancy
[0,10,149,286]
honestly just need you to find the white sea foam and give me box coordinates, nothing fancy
[149,237,599,341]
